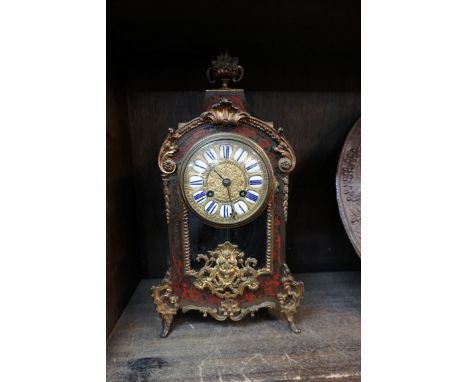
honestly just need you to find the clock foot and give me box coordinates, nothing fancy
[286,313,301,334]
[151,269,179,338]
[277,264,304,334]
[159,315,174,338]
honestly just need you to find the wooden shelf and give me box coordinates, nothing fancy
[107,271,360,381]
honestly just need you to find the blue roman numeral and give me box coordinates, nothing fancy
[193,192,206,203]
[205,150,216,160]
[245,162,258,171]
[222,205,231,217]
[206,201,216,214]
[236,149,245,161]
[245,192,258,202]
[249,179,263,185]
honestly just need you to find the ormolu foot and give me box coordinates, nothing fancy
[286,313,301,334]
[277,264,304,334]
[160,315,173,338]
[151,269,179,338]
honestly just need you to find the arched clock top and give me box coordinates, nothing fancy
[157,99,296,175]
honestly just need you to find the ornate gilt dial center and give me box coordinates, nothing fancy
[206,162,246,203]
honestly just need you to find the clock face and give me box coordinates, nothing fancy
[180,134,272,227]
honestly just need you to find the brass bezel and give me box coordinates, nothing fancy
[178,133,275,229]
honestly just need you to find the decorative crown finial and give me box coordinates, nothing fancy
[206,50,244,89]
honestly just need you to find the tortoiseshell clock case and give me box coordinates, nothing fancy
[151,55,303,337]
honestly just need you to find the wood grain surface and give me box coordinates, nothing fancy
[106,66,141,336]
[107,271,361,382]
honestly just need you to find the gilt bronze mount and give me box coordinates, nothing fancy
[206,50,244,89]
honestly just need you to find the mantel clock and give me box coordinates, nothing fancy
[151,52,304,337]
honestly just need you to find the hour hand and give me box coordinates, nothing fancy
[211,166,224,181]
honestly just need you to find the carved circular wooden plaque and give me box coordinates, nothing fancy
[336,118,361,256]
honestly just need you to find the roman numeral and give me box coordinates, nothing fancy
[193,160,208,173]
[234,201,248,215]
[245,191,259,203]
[245,160,259,172]
[204,148,217,163]
[204,200,218,215]
[193,191,206,203]
[248,176,263,187]
[220,204,232,218]
[220,145,231,159]
[189,175,204,188]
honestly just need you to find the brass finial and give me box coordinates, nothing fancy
[206,50,244,89]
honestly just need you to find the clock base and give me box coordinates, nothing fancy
[151,264,304,338]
